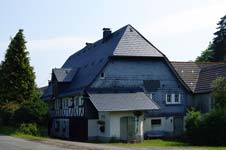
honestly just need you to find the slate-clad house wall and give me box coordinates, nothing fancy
[90,58,187,117]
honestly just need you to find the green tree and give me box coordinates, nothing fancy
[196,42,213,62]
[211,15,226,62]
[211,77,226,108]
[0,29,36,104]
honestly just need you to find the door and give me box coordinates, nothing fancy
[69,117,88,141]
[120,116,135,142]
[173,117,184,137]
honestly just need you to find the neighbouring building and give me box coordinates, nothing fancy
[42,25,226,142]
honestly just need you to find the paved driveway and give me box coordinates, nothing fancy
[0,135,213,150]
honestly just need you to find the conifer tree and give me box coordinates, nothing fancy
[211,15,226,62]
[196,15,226,62]
[0,29,36,103]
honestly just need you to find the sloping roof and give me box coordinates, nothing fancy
[171,62,226,93]
[195,64,226,93]
[88,92,159,111]
[53,68,77,82]
[43,24,164,99]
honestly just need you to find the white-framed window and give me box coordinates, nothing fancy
[149,93,153,100]
[165,93,181,104]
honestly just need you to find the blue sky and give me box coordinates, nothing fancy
[0,0,226,87]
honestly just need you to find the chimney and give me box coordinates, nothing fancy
[103,28,111,41]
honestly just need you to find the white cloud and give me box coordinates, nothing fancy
[144,0,226,36]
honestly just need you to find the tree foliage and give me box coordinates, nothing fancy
[211,15,226,62]
[196,42,213,62]
[196,14,226,62]
[0,29,36,103]
[185,108,226,146]
[0,30,48,127]
[211,76,226,108]
[14,100,48,125]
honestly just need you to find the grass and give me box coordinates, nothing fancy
[108,139,226,150]
[1,126,226,150]
[0,125,48,141]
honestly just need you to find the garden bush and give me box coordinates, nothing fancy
[14,100,48,125]
[18,123,39,136]
[185,108,226,145]
[185,109,202,144]
[0,102,20,125]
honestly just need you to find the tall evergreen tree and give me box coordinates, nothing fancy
[196,15,226,62]
[211,15,226,62]
[0,29,36,104]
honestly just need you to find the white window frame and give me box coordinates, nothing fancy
[166,93,181,104]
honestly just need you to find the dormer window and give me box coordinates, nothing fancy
[100,72,105,79]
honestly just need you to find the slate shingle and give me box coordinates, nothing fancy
[88,92,159,111]
[43,25,164,99]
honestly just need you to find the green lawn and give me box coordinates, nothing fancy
[108,139,226,150]
[0,126,48,141]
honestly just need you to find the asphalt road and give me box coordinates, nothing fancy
[0,135,211,150]
[0,135,70,150]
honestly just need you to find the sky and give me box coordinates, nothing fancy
[0,0,226,87]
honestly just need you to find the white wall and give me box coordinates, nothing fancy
[144,117,174,133]
[88,111,144,141]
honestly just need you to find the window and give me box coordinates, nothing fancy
[59,99,62,109]
[62,121,66,132]
[100,72,105,79]
[174,94,180,103]
[79,97,84,107]
[151,119,161,125]
[149,93,153,100]
[166,94,171,104]
[166,93,181,104]
[55,121,60,132]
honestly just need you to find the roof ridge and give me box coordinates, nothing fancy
[63,25,129,67]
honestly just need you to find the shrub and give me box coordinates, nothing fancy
[0,102,20,125]
[18,123,39,136]
[185,108,202,144]
[185,108,226,145]
[14,100,48,125]
[201,108,226,145]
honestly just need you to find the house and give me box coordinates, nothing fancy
[42,24,226,142]
[172,62,226,113]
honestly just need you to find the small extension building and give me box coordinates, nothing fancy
[42,25,226,142]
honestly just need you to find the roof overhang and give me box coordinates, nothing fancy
[88,92,159,112]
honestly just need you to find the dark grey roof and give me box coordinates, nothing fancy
[195,64,226,93]
[113,27,163,57]
[88,92,159,112]
[43,24,164,99]
[53,68,77,82]
[171,62,201,92]
[171,62,226,93]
